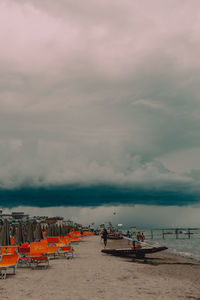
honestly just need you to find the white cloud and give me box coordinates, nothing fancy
[0,0,200,191]
[132,99,166,110]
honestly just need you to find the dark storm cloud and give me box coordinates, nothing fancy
[0,184,199,208]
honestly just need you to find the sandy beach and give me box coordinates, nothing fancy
[1,236,200,300]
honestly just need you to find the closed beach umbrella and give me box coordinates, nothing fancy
[61,225,66,236]
[55,224,59,236]
[58,225,62,236]
[62,225,66,235]
[16,222,25,244]
[34,223,43,241]
[11,224,16,237]
[23,224,28,242]
[51,224,56,236]
[0,219,11,246]
[61,225,67,236]
[27,223,35,243]
[47,224,52,237]
[50,224,53,236]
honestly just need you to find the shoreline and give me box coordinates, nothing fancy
[2,236,200,300]
[123,234,200,263]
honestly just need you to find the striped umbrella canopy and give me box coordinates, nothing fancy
[34,223,43,241]
[27,223,35,243]
[0,219,11,246]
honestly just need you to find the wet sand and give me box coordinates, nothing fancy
[1,236,200,300]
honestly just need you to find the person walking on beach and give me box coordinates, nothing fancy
[102,228,108,247]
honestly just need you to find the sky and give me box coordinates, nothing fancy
[1,0,200,222]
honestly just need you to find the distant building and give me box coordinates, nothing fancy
[11,212,29,220]
[0,210,29,224]
[39,217,64,228]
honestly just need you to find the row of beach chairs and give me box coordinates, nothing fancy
[0,231,93,279]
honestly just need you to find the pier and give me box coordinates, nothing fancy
[147,228,200,240]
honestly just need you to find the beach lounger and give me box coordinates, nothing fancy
[58,236,71,246]
[83,232,89,236]
[30,255,49,269]
[47,245,58,259]
[18,246,30,255]
[42,236,74,259]
[0,246,17,255]
[71,236,79,243]
[43,237,68,246]
[18,246,31,267]
[29,242,49,269]
[19,242,49,268]
[47,244,74,259]
[41,238,48,245]
[47,237,60,244]
[67,232,80,243]
[47,237,65,247]
[64,236,71,244]
[46,236,69,246]
[0,254,19,279]
[57,246,74,259]
[30,242,47,254]
[21,243,29,248]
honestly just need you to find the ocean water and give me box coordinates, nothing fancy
[139,229,200,261]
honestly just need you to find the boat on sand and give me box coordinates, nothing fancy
[101,245,168,259]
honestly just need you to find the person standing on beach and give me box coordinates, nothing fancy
[137,232,141,241]
[141,232,145,242]
[102,228,108,247]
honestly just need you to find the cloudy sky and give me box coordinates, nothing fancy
[1,0,200,211]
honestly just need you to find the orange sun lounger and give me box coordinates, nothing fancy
[71,236,79,243]
[47,245,59,258]
[0,254,19,279]
[47,236,71,247]
[19,242,49,269]
[0,246,18,255]
[38,236,74,259]
[47,237,60,244]
[47,244,74,259]
[18,246,31,267]
[29,242,49,269]
[46,236,73,258]
[57,245,74,258]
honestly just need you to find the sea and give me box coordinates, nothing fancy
[124,228,200,261]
